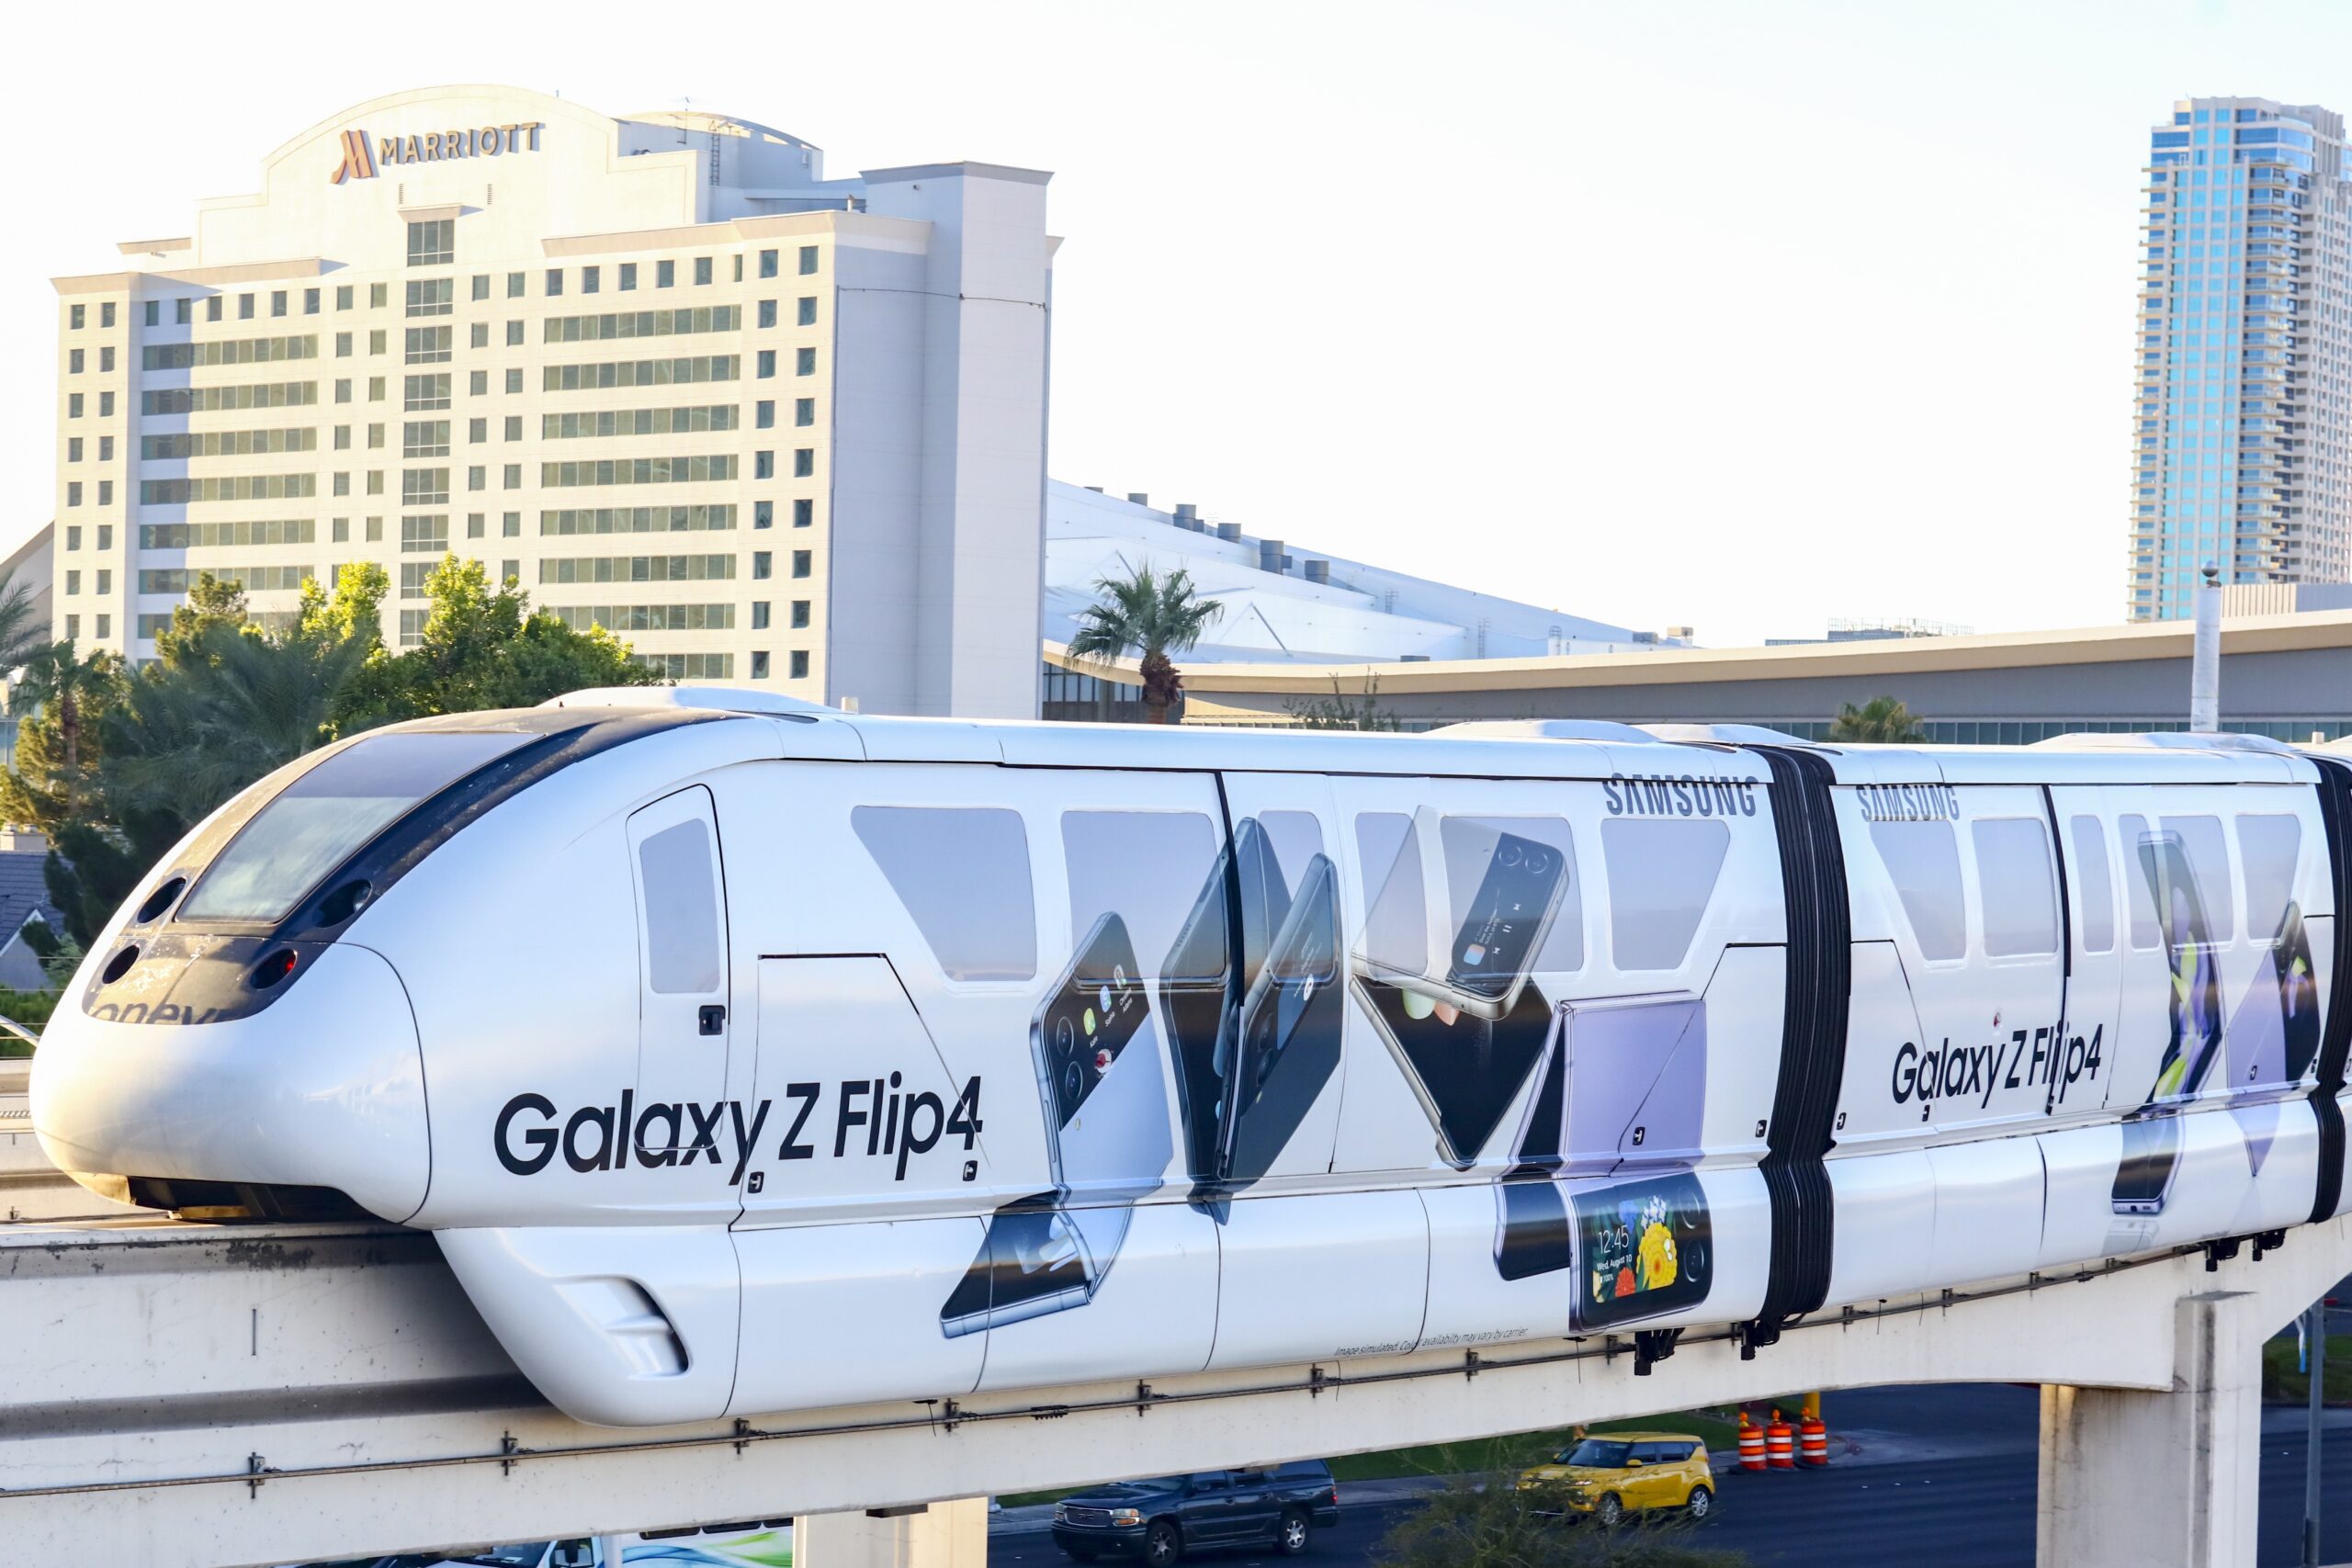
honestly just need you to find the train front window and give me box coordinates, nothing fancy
[181,730,534,922]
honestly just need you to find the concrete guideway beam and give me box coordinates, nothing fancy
[791,1500,989,1568]
[0,1213,2345,1567]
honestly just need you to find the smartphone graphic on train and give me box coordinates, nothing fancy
[2110,829,2225,1220]
[942,914,1159,1337]
[1355,818,1570,1023]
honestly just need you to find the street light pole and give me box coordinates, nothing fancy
[2305,1299,2325,1568]
[2189,562,2222,734]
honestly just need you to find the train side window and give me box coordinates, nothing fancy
[1972,818,2057,957]
[1062,810,1222,984]
[853,807,1036,980]
[2238,815,2301,944]
[1869,819,1965,961]
[1356,812,1425,977]
[1442,816,1583,973]
[2068,816,2116,954]
[2120,813,2160,949]
[1600,818,1729,969]
[639,819,721,993]
[2160,815,2235,942]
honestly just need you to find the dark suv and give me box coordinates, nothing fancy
[1050,1461,1340,1562]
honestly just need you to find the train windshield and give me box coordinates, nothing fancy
[181,730,535,922]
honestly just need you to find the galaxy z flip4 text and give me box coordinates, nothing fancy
[493,1077,986,1185]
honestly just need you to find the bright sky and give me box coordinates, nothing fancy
[6,0,2346,646]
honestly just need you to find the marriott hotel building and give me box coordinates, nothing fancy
[50,85,1054,716]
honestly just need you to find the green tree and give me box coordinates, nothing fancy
[150,570,256,668]
[1828,695,1928,743]
[1067,563,1225,724]
[1374,1476,1747,1568]
[1284,673,1403,733]
[333,556,657,728]
[0,569,53,681]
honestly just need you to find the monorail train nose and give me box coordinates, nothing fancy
[30,942,430,1223]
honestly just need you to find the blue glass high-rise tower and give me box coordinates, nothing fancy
[2132,98,2352,621]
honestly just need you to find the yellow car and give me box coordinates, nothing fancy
[1517,1432,1715,1526]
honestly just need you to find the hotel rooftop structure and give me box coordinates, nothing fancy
[50,85,1053,717]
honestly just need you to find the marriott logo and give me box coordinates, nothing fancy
[331,122,545,185]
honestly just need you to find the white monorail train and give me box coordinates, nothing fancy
[29,691,2352,1426]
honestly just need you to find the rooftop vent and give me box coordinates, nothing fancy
[1174,503,1199,526]
[1216,524,1243,543]
[1304,559,1330,584]
[1258,539,1286,573]
[1126,491,1150,507]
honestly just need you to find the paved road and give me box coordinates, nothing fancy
[989,1379,2352,1567]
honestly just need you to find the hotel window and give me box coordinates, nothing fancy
[657,259,675,288]
[471,275,491,302]
[305,288,321,314]
[469,322,489,349]
[582,266,601,295]
[467,513,485,540]
[503,464,521,490]
[98,346,114,372]
[336,286,354,311]
[793,448,814,477]
[507,271,526,299]
[469,466,486,491]
[752,551,773,580]
[142,301,158,327]
[754,450,775,479]
[368,423,386,449]
[619,263,638,291]
[756,350,776,378]
[744,649,769,680]
[371,283,389,309]
[792,550,811,579]
[403,420,450,457]
[368,470,386,495]
[503,416,522,441]
[69,304,84,330]
[96,615,109,641]
[405,373,450,411]
[208,297,223,321]
[66,438,82,463]
[752,602,771,630]
[370,329,388,355]
[797,297,817,325]
[789,650,808,680]
[797,346,816,376]
[67,394,82,418]
[65,526,80,550]
[758,299,777,329]
[102,302,116,328]
[63,616,77,642]
[336,332,353,357]
[240,294,254,320]
[333,517,349,543]
[401,515,449,553]
[791,600,810,629]
[503,512,521,536]
[759,249,778,278]
[335,425,352,450]
[96,436,112,462]
[65,572,79,596]
[334,473,350,497]
[406,279,454,318]
[505,368,524,393]
[68,349,83,374]
[795,398,815,427]
[545,268,564,297]
[99,391,114,416]
[471,369,490,396]
[366,517,383,543]
[754,500,773,529]
[501,558,518,584]
[505,320,523,345]
[798,245,819,276]
[695,257,713,286]
[271,290,288,318]
[66,483,82,507]
[335,378,352,404]
[175,299,192,324]
[407,220,455,267]
[794,498,813,527]
[97,481,112,506]
[756,400,775,429]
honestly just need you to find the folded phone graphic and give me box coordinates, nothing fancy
[941,912,1171,1337]
[1357,977,1556,1169]
[1487,995,1713,1323]
[2110,830,2226,1224]
[1218,854,1344,1192]
[1356,814,1570,1023]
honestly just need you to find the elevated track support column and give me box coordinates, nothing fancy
[2036,1291,2265,1568]
[792,1499,988,1568]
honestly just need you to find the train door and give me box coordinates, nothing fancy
[1205,772,1430,1371]
[626,785,732,1111]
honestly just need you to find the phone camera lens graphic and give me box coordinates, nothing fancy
[1063,1060,1084,1100]
[1498,840,1523,868]
[1525,850,1551,875]
[1054,1016,1076,1056]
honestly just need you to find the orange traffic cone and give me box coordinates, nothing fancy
[1737,1410,1766,1472]
[1765,1408,1795,1470]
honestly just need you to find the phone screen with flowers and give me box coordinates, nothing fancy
[1569,1170,1713,1330]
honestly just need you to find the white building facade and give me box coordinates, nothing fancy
[51,85,1053,717]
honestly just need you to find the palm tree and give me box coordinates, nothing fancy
[0,571,51,682]
[1829,695,1928,743]
[1067,563,1225,724]
[11,643,120,802]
